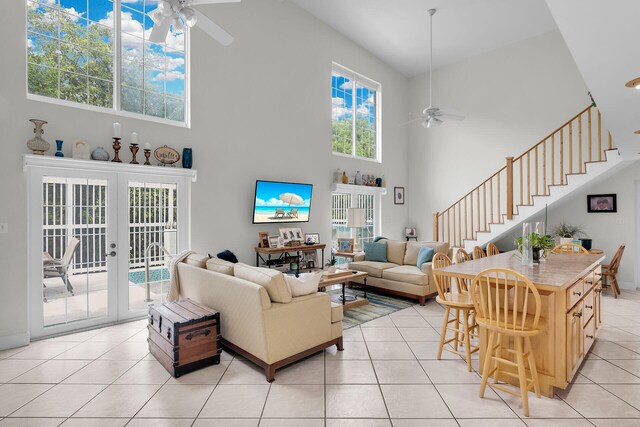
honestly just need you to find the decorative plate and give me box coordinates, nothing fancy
[154,145,180,165]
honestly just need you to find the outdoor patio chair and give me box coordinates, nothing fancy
[43,237,80,302]
[287,208,299,218]
[275,208,285,218]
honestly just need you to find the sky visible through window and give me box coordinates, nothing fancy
[332,70,378,160]
[27,0,186,122]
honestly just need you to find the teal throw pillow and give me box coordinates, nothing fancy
[364,241,388,262]
[416,246,435,269]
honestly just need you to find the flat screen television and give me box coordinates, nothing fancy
[252,180,313,224]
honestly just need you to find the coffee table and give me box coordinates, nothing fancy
[318,270,368,310]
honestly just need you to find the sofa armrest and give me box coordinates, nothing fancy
[262,292,334,364]
[353,252,365,262]
[420,262,433,281]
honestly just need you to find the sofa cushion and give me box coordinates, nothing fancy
[382,265,428,286]
[364,241,388,262]
[284,272,322,297]
[185,254,208,268]
[233,263,292,303]
[330,302,344,323]
[423,241,450,256]
[206,257,235,275]
[348,261,398,278]
[403,242,423,265]
[417,246,435,269]
[387,240,407,265]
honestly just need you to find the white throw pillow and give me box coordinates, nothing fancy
[284,272,322,297]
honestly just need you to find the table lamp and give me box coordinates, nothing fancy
[347,207,366,252]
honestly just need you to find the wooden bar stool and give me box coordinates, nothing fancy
[551,243,589,254]
[455,248,471,264]
[487,243,500,256]
[471,268,542,417]
[602,244,625,298]
[473,246,487,260]
[432,253,478,371]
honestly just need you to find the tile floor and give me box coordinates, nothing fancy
[1,291,640,426]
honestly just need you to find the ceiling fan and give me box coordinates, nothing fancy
[148,0,240,46]
[405,9,465,128]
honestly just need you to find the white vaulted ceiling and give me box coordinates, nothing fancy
[291,0,558,77]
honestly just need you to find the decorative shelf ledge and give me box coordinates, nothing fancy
[22,154,197,182]
[331,183,387,195]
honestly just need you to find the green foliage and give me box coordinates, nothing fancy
[551,221,584,238]
[332,117,376,159]
[516,233,556,253]
[325,255,337,267]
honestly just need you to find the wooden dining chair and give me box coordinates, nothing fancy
[455,248,471,264]
[551,243,589,254]
[473,246,487,260]
[471,268,542,417]
[602,245,625,298]
[432,253,478,372]
[487,243,500,256]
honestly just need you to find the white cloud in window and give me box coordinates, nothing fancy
[340,80,353,90]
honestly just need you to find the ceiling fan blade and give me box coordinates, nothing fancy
[193,9,234,45]
[190,0,240,4]
[399,117,426,127]
[149,17,172,43]
[438,113,465,121]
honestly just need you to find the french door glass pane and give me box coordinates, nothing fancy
[42,176,108,327]
[127,181,178,311]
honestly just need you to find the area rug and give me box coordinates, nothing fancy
[327,289,416,329]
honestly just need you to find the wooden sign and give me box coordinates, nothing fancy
[154,145,180,165]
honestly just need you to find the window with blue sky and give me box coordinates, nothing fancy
[27,0,187,123]
[332,64,380,161]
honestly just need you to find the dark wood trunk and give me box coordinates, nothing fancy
[148,299,221,377]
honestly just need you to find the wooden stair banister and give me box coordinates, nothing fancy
[433,105,615,246]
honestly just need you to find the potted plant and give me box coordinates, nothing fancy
[325,255,338,273]
[551,221,584,245]
[517,232,556,263]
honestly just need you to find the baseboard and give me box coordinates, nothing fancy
[0,332,30,351]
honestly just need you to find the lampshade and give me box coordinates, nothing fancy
[347,208,366,228]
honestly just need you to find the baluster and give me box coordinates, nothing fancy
[497,172,501,221]
[608,131,613,150]
[598,109,602,160]
[464,196,468,240]
[506,156,514,220]
[490,176,494,224]
[483,183,487,231]
[519,158,523,206]
[551,134,555,186]
[588,108,593,162]
[447,209,451,245]
[527,151,531,204]
[543,140,547,195]
[569,121,573,174]
[433,212,439,241]
[560,129,564,184]
[534,146,539,196]
[578,115,583,173]
[476,188,480,233]
[457,203,461,247]
[470,191,474,240]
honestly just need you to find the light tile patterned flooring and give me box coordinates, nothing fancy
[1,291,640,426]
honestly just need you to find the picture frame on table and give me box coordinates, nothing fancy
[258,232,270,248]
[279,227,303,244]
[405,227,416,237]
[587,194,617,213]
[394,187,405,205]
[304,233,320,244]
[337,238,354,253]
[268,235,280,248]
[301,250,317,267]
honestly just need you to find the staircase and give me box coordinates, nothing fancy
[432,105,623,251]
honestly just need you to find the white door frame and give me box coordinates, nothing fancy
[28,167,119,339]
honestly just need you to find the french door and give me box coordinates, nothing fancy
[28,160,192,339]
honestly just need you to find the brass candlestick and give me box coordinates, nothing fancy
[144,149,151,165]
[130,143,139,164]
[112,137,122,162]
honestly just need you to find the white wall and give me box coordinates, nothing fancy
[0,0,410,345]
[407,30,590,238]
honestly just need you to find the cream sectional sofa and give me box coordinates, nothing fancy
[174,254,343,381]
[348,240,451,305]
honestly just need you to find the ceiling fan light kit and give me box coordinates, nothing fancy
[624,77,640,89]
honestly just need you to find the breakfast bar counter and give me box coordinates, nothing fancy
[437,251,604,397]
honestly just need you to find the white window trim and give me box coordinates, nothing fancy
[24,0,191,128]
[332,62,382,163]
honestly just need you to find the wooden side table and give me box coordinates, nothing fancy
[255,244,325,272]
[318,270,369,309]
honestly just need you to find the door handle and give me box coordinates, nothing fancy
[106,251,117,257]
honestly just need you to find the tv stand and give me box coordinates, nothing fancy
[255,244,326,273]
